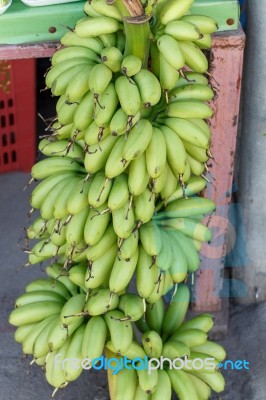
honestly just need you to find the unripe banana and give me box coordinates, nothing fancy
[162,284,190,341]
[89,63,113,95]
[122,119,153,161]
[85,288,119,315]
[31,157,85,180]
[15,290,65,308]
[60,31,104,54]
[145,126,166,179]
[101,46,123,72]
[115,368,137,400]
[169,83,214,102]
[164,196,216,218]
[51,64,91,97]
[45,340,69,390]
[9,301,62,327]
[165,175,207,204]
[159,53,180,92]
[30,171,75,209]
[121,54,142,77]
[60,293,86,326]
[33,315,59,358]
[109,247,139,293]
[52,46,99,66]
[14,323,37,344]
[161,217,212,242]
[68,263,87,291]
[136,245,159,299]
[137,366,158,395]
[151,369,172,400]
[118,230,139,260]
[183,140,209,163]
[160,124,187,177]
[187,370,225,393]
[84,0,102,17]
[139,221,162,257]
[75,16,121,38]
[118,293,145,321]
[167,368,200,400]
[57,99,80,126]
[150,40,160,78]
[88,172,112,208]
[160,162,178,200]
[48,317,84,351]
[26,278,71,300]
[21,314,59,355]
[191,340,226,362]
[81,316,107,360]
[171,328,208,348]
[73,90,94,132]
[185,372,212,400]
[95,83,119,128]
[133,69,161,107]
[134,384,150,400]
[45,58,90,89]
[63,323,86,382]
[173,71,209,88]
[105,135,130,179]
[142,330,163,358]
[181,14,218,34]
[156,229,173,272]
[187,153,205,175]
[112,198,135,239]
[85,223,117,262]
[193,33,212,49]
[145,298,165,334]
[134,188,156,225]
[157,34,185,70]
[128,152,150,196]
[145,272,166,304]
[84,135,117,174]
[165,20,201,40]
[98,32,117,48]
[178,40,209,73]
[104,309,133,354]
[110,108,137,136]
[53,176,83,220]
[108,173,129,211]
[106,339,146,360]
[116,29,126,52]
[166,231,188,283]
[115,75,141,116]
[157,0,194,25]
[65,65,93,103]
[67,178,92,215]
[65,207,89,246]
[163,117,209,149]
[40,176,73,220]
[91,0,123,21]
[38,138,84,161]
[166,100,213,120]
[84,202,110,245]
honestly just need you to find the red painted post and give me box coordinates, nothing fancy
[192,26,246,312]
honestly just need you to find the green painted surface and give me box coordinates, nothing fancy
[0,0,240,45]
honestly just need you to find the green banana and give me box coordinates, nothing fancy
[151,369,172,400]
[84,202,110,245]
[167,368,200,400]
[145,126,166,179]
[115,75,141,116]
[157,0,194,25]
[128,152,150,196]
[122,119,153,162]
[101,46,123,72]
[73,90,95,132]
[112,198,135,239]
[161,284,190,341]
[118,293,145,321]
[142,330,163,358]
[81,315,107,361]
[121,54,142,77]
[165,20,201,40]
[137,366,158,395]
[134,188,156,225]
[109,248,139,293]
[9,301,62,327]
[48,317,84,351]
[31,157,85,180]
[85,288,119,315]
[104,309,133,355]
[88,171,113,208]
[181,14,218,34]
[105,135,130,179]
[159,53,180,92]
[67,178,92,215]
[118,230,139,260]
[91,0,122,21]
[178,40,209,73]
[115,368,137,400]
[60,293,86,326]
[25,278,71,299]
[88,63,113,95]
[94,82,119,127]
[157,34,185,70]
[139,221,162,257]
[75,16,120,38]
[160,124,187,177]
[136,245,159,299]
[191,340,226,362]
[145,298,165,334]
[60,31,104,54]
[163,117,209,149]
[133,69,162,107]
[84,134,117,174]
[108,173,129,211]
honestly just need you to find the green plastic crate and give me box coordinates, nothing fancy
[0,0,240,45]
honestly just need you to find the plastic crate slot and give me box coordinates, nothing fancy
[0,100,4,109]
[1,115,6,128]
[11,150,17,162]
[2,134,7,147]
[8,98,13,107]
[9,113,14,126]
[3,152,8,164]
[10,132,16,144]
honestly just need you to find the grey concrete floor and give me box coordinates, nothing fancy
[0,171,266,400]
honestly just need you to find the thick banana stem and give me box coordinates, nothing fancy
[123,15,151,67]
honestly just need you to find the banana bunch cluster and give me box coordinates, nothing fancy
[9,0,226,398]
[10,275,225,398]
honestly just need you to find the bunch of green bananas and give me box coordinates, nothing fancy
[10,279,226,398]
[9,0,226,398]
